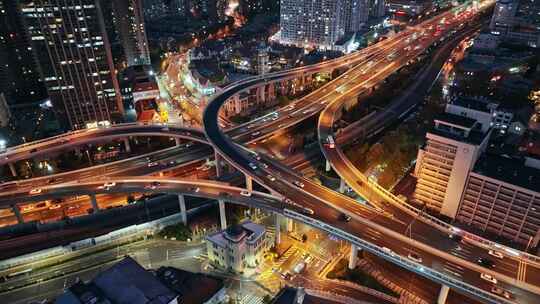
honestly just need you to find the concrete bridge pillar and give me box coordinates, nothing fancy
[286,218,293,232]
[174,138,181,146]
[325,160,331,172]
[215,151,222,177]
[245,175,253,192]
[339,179,347,193]
[178,195,187,225]
[218,199,227,230]
[437,285,450,304]
[89,194,100,213]
[12,205,23,224]
[275,213,281,245]
[123,138,131,153]
[8,163,17,177]
[349,244,358,269]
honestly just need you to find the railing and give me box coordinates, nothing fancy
[305,288,398,304]
[284,209,512,304]
[326,279,400,303]
[365,179,540,265]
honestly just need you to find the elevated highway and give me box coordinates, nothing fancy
[202,1,540,302]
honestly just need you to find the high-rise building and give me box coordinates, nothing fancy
[369,0,385,18]
[413,113,491,218]
[0,0,47,106]
[490,0,518,34]
[21,0,123,130]
[278,0,371,49]
[113,0,150,67]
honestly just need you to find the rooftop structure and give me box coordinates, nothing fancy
[206,221,268,273]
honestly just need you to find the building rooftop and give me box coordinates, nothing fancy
[473,154,540,193]
[448,96,495,113]
[434,112,478,129]
[207,220,266,247]
[430,113,488,145]
[55,257,176,304]
[156,267,224,304]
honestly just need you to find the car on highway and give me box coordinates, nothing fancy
[148,162,159,167]
[408,252,422,263]
[300,207,314,215]
[267,175,276,182]
[49,204,62,210]
[488,250,504,259]
[29,148,37,153]
[340,213,351,222]
[480,273,497,284]
[293,181,305,188]
[248,162,258,170]
[491,286,512,299]
[261,163,269,169]
[29,188,42,195]
[145,181,160,190]
[477,258,495,268]
[382,247,396,256]
[47,177,59,184]
[191,187,200,193]
[240,190,252,197]
[104,182,116,188]
[449,233,462,243]
[251,131,261,137]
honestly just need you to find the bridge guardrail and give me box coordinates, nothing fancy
[284,209,512,304]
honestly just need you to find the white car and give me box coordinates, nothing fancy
[267,175,276,182]
[251,131,261,137]
[240,190,252,197]
[248,162,258,170]
[408,253,422,263]
[148,162,159,167]
[293,181,305,188]
[382,247,394,255]
[103,182,116,188]
[488,250,504,259]
[480,273,497,284]
[29,188,42,195]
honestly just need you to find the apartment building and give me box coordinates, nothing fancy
[456,154,540,246]
[413,113,491,218]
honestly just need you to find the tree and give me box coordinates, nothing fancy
[302,234,308,242]
[263,295,273,304]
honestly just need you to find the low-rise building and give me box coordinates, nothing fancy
[55,257,178,304]
[55,257,226,304]
[206,221,269,273]
[445,96,513,133]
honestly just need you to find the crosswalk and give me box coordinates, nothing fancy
[239,293,264,304]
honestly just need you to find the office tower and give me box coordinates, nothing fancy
[21,0,123,130]
[490,0,518,34]
[0,0,47,106]
[113,0,151,66]
[413,113,491,218]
